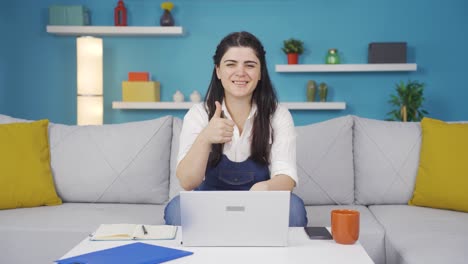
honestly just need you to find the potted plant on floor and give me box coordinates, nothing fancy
[282,38,304,64]
[386,80,428,122]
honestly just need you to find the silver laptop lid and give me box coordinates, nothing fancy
[180,191,290,247]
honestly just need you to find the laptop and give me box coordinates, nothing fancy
[180,191,290,247]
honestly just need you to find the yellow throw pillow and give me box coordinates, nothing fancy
[409,117,468,212]
[0,119,62,209]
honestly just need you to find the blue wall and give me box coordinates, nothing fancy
[2,0,468,125]
[0,4,12,112]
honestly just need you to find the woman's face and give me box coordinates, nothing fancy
[216,47,261,101]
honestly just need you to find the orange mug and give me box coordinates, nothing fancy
[331,209,360,245]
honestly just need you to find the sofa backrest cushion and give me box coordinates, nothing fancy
[49,116,173,204]
[294,115,354,205]
[353,116,421,205]
[0,114,173,204]
[0,114,27,123]
[169,117,184,199]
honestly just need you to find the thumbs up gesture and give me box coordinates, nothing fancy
[201,101,234,144]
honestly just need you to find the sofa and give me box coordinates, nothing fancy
[0,113,467,264]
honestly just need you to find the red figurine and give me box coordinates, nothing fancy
[114,0,127,26]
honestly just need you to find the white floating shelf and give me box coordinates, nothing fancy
[283,102,346,110]
[112,101,346,110]
[46,26,184,36]
[275,63,417,72]
[113,102,194,109]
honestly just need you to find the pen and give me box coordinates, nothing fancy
[142,225,148,235]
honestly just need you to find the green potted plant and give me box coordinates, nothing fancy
[386,80,428,122]
[282,38,304,64]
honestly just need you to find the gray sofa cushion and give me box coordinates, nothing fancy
[305,205,385,264]
[0,229,86,264]
[0,203,166,232]
[0,114,173,204]
[49,117,172,204]
[169,117,184,199]
[0,114,28,123]
[0,203,166,264]
[294,115,354,205]
[369,205,468,264]
[353,116,421,205]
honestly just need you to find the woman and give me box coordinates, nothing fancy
[164,31,308,227]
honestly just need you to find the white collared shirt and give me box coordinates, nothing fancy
[177,102,298,184]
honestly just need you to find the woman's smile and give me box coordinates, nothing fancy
[232,80,249,87]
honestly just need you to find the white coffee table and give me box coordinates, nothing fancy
[59,227,374,264]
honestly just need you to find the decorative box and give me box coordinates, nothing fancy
[49,5,90,26]
[368,42,407,63]
[122,81,161,102]
[128,72,150,81]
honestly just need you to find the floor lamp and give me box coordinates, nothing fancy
[77,36,103,125]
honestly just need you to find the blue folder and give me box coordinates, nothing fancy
[56,242,193,264]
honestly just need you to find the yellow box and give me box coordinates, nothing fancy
[122,81,160,102]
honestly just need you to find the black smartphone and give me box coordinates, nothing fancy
[304,226,333,240]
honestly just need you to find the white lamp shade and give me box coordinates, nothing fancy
[77,96,103,125]
[77,36,103,125]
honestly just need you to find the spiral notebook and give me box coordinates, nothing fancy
[90,224,177,241]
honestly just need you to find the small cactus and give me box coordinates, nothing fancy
[306,80,317,102]
[319,82,328,102]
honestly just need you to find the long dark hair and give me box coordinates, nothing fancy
[204,31,278,167]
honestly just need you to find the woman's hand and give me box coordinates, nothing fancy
[250,181,270,191]
[200,101,235,144]
[250,175,295,191]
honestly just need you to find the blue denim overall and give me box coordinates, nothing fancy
[197,155,269,191]
[164,155,308,226]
